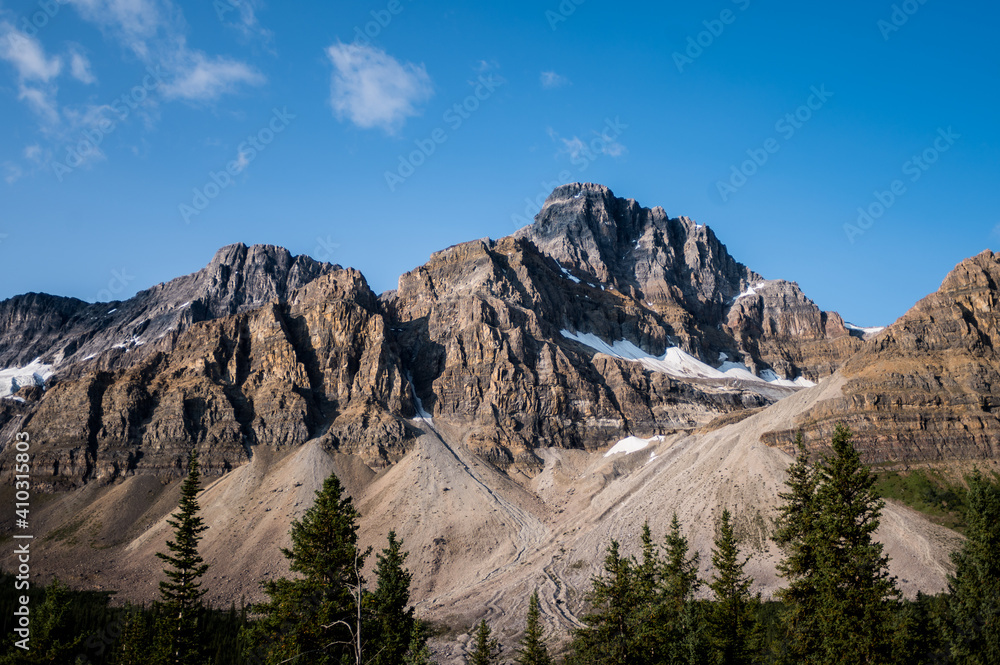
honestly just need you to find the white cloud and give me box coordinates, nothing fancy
[64,0,264,101]
[0,24,62,82]
[23,144,42,162]
[17,85,59,125]
[326,42,433,135]
[553,129,628,162]
[540,70,569,89]
[3,162,23,184]
[218,0,273,46]
[161,51,264,101]
[69,49,96,84]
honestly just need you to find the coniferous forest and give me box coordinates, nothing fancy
[3,426,1000,664]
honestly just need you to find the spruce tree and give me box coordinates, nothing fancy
[948,469,1000,663]
[707,509,761,665]
[772,432,822,662]
[515,590,552,665]
[404,623,436,665]
[813,424,899,663]
[660,514,705,665]
[244,471,369,664]
[155,449,209,665]
[368,530,417,665]
[468,619,502,665]
[569,540,639,664]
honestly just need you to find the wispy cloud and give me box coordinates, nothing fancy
[326,42,433,135]
[161,51,264,101]
[64,0,264,102]
[217,0,274,47]
[540,70,569,89]
[550,126,628,161]
[69,48,96,84]
[0,22,62,81]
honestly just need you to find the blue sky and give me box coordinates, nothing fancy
[0,0,997,326]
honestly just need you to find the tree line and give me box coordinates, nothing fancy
[2,424,999,663]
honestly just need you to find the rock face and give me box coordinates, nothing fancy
[1,184,866,486]
[516,183,861,381]
[763,250,1000,466]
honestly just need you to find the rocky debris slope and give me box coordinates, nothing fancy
[763,249,1000,466]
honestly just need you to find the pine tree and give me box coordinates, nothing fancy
[813,424,899,663]
[948,469,1000,663]
[155,449,209,665]
[404,622,436,665]
[660,514,705,665]
[368,530,417,665]
[468,619,502,665]
[515,590,552,665]
[244,471,369,664]
[772,432,822,662]
[0,579,84,665]
[569,540,639,664]
[707,509,761,665]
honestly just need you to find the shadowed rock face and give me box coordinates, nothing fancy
[0,184,869,486]
[763,250,1000,467]
[516,183,862,380]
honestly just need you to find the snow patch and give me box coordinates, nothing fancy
[2,395,26,403]
[604,435,665,458]
[734,284,760,301]
[561,330,816,389]
[844,322,886,335]
[0,359,55,398]
[558,265,581,284]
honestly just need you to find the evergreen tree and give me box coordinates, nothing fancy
[515,590,551,665]
[707,509,761,665]
[660,513,705,665]
[244,471,369,664]
[468,619,502,665]
[0,579,84,664]
[774,426,899,664]
[368,530,417,665]
[772,432,822,663]
[569,540,639,664]
[813,424,899,663]
[948,469,1000,663]
[155,449,209,665]
[404,622,436,665]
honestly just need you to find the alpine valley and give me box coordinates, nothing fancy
[1,183,995,659]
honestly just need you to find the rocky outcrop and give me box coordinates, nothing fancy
[516,183,859,381]
[5,268,414,489]
[1,184,871,484]
[762,250,1000,466]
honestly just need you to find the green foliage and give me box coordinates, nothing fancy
[948,469,1000,663]
[515,591,551,665]
[875,468,969,532]
[0,579,84,664]
[568,516,706,664]
[774,426,900,664]
[468,619,502,665]
[368,530,418,665]
[707,509,762,665]
[242,471,369,664]
[155,449,209,665]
